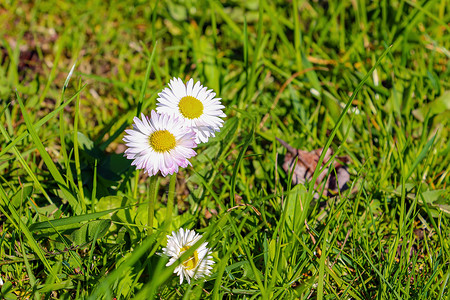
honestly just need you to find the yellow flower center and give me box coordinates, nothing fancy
[180,245,199,271]
[178,96,204,119]
[149,130,176,152]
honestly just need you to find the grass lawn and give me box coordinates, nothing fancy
[0,0,449,299]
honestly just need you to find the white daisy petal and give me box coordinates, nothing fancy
[123,111,197,177]
[156,77,226,144]
[192,81,202,98]
[161,228,214,285]
[186,78,194,95]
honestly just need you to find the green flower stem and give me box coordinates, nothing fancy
[165,174,177,232]
[148,175,159,236]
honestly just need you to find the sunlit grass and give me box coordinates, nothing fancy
[0,0,449,299]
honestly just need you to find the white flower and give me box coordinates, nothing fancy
[156,77,226,144]
[0,276,3,285]
[162,228,214,284]
[123,110,197,177]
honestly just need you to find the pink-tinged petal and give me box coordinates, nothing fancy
[121,109,196,176]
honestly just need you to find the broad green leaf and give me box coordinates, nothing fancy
[422,189,446,204]
[284,184,307,232]
[11,185,33,208]
[70,220,111,246]
[241,261,263,282]
[412,90,450,122]
[96,196,129,212]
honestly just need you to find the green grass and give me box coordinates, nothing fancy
[1,0,449,299]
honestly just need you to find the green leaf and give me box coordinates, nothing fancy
[11,185,33,208]
[0,281,15,300]
[420,189,450,217]
[422,189,446,204]
[241,261,263,282]
[284,184,307,232]
[76,132,95,151]
[70,219,111,246]
[96,195,129,212]
[412,90,450,121]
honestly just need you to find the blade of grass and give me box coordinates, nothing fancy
[57,64,77,209]
[37,35,64,105]
[74,77,85,202]
[0,185,60,282]
[136,41,158,117]
[88,232,160,299]
[405,132,437,180]
[0,126,55,205]
[20,238,40,300]
[230,120,254,207]
[301,46,392,231]
[0,85,86,158]
[29,204,136,231]
[316,228,328,300]
[16,91,80,212]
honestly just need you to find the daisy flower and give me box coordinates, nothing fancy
[162,228,214,284]
[156,77,226,144]
[123,110,197,177]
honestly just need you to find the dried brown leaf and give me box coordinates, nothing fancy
[277,137,350,198]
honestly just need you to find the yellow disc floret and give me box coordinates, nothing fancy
[180,245,199,271]
[149,130,176,152]
[179,96,204,119]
